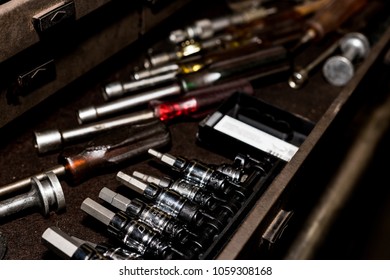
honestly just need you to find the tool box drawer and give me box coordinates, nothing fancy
[0,0,115,62]
[1,0,390,260]
[0,0,193,129]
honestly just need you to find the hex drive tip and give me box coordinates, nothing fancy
[132,171,148,181]
[41,226,78,259]
[99,187,129,211]
[148,149,162,158]
[116,171,147,194]
[148,149,176,166]
[98,187,117,204]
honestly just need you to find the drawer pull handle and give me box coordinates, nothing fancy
[33,1,76,33]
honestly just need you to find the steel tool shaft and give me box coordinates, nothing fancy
[0,121,170,197]
[0,172,65,219]
[288,37,340,89]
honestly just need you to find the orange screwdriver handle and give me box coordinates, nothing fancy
[60,120,171,184]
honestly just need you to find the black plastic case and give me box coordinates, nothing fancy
[197,92,315,162]
[196,92,315,258]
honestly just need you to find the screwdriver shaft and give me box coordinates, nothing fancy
[1,121,170,198]
[78,84,182,124]
[34,110,155,154]
[288,38,340,89]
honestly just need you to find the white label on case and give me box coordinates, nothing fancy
[214,115,299,161]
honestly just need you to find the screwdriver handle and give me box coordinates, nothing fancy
[307,0,367,39]
[60,121,171,184]
[293,0,332,17]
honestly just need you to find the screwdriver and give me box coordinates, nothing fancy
[78,45,288,123]
[108,41,263,98]
[292,0,368,53]
[105,43,280,100]
[0,120,170,197]
[131,18,303,84]
[34,80,253,154]
[168,7,277,44]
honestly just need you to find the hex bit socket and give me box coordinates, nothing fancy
[99,187,200,246]
[132,171,220,211]
[81,198,184,259]
[116,171,208,227]
[42,227,107,260]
